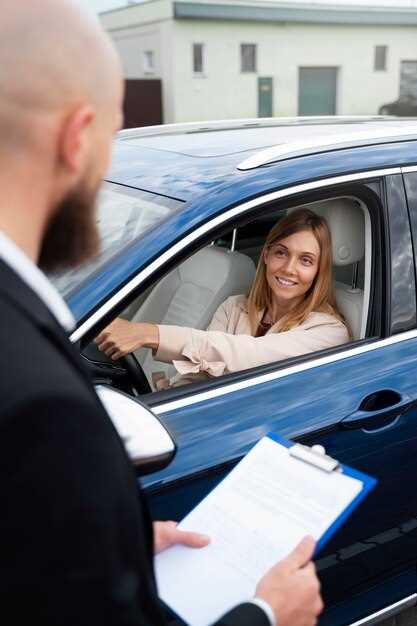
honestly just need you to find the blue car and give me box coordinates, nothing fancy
[53,117,417,626]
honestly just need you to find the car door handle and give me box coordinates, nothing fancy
[341,390,413,430]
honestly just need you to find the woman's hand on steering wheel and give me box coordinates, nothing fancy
[94,318,159,360]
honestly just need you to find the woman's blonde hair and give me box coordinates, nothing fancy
[247,208,346,335]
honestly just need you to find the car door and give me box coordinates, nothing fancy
[144,173,417,624]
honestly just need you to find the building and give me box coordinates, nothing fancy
[100,0,417,123]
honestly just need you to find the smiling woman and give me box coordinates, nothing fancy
[248,208,344,336]
[95,208,349,387]
[258,231,320,334]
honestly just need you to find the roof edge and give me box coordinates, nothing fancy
[174,1,417,25]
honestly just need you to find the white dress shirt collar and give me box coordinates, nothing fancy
[0,231,75,332]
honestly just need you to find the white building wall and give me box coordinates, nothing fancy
[111,26,160,77]
[108,22,176,121]
[171,19,417,122]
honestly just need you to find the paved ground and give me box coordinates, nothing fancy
[379,607,417,626]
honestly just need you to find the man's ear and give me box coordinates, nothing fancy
[58,105,96,175]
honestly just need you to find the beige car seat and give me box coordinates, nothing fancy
[303,199,366,339]
[131,245,256,385]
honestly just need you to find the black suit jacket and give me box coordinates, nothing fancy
[0,260,269,626]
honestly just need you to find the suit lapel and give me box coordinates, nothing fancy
[0,260,91,383]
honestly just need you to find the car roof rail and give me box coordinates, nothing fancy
[116,116,393,142]
[237,123,417,170]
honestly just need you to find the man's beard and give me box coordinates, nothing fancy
[39,183,100,273]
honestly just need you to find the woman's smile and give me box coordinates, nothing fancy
[275,276,298,287]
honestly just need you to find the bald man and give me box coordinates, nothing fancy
[0,2,323,625]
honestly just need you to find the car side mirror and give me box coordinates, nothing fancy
[95,385,176,475]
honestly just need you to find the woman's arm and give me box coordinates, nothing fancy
[155,315,349,377]
[95,296,233,360]
[95,312,348,376]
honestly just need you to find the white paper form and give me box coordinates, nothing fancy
[155,436,363,626]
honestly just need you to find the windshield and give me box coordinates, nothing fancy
[49,182,184,298]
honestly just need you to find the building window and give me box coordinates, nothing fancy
[143,50,155,74]
[193,43,204,74]
[374,46,387,71]
[241,43,257,73]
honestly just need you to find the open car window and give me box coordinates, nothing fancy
[117,189,376,396]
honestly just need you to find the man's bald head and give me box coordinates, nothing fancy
[0,0,122,152]
[0,0,124,270]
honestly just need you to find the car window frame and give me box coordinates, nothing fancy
[145,181,386,410]
[71,168,408,413]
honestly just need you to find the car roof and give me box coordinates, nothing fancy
[107,116,417,200]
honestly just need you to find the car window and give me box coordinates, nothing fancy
[48,182,183,298]
[116,191,374,394]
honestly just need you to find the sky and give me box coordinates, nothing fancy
[83,0,417,15]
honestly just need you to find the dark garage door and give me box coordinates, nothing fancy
[298,67,338,115]
[123,79,163,129]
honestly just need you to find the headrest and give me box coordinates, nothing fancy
[289,198,364,266]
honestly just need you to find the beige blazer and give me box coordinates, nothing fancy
[154,295,349,386]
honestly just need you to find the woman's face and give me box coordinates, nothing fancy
[264,229,321,308]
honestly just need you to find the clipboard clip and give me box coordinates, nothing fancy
[289,443,340,473]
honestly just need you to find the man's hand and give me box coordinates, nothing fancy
[255,536,323,626]
[153,521,210,555]
[94,318,159,360]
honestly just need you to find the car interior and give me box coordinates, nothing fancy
[117,194,370,391]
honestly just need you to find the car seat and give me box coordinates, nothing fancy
[300,199,366,340]
[131,245,256,385]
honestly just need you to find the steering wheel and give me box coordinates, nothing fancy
[119,353,152,395]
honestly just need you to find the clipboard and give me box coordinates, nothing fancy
[155,433,377,626]
[267,432,377,555]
